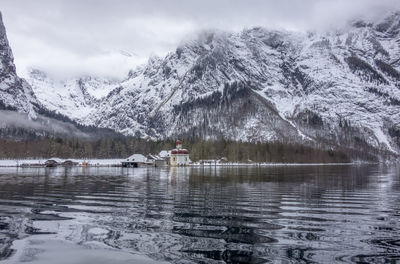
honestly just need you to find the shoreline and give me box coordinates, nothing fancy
[0,159,382,168]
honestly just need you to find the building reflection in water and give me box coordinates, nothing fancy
[0,165,399,263]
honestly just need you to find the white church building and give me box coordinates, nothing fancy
[170,140,190,166]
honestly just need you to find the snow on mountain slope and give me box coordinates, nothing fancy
[0,12,40,117]
[0,12,124,140]
[81,30,308,140]
[27,69,120,120]
[27,12,400,153]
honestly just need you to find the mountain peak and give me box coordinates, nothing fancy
[0,12,40,116]
[2,12,400,155]
[0,11,15,74]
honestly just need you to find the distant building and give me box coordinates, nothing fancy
[159,150,169,158]
[147,154,167,167]
[170,140,190,166]
[61,160,78,166]
[218,157,229,163]
[45,158,62,167]
[159,150,170,164]
[122,154,147,168]
[199,159,218,165]
[122,142,190,168]
[199,158,228,165]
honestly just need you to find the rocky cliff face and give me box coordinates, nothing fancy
[0,13,122,139]
[22,12,400,154]
[0,12,39,117]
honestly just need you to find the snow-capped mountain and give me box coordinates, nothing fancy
[0,13,123,139]
[27,69,119,120]
[14,12,400,153]
[0,12,40,118]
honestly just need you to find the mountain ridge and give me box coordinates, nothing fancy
[0,12,41,118]
[0,12,124,140]
[2,10,400,156]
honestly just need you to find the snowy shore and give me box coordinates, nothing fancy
[0,159,123,167]
[0,159,364,168]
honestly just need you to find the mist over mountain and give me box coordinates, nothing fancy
[1,9,400,159]
[0,12,123,141]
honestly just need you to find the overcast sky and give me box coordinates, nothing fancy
[2,0,400,80]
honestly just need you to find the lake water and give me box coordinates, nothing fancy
[0,165,399,263]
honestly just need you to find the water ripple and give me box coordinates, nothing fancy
[0,165,399,263]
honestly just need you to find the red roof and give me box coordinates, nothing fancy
[171,149,189,155]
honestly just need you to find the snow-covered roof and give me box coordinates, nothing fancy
[126,154,146,163]
[159,150,170,158]
[46,158,63,163]
[147,154,164,160]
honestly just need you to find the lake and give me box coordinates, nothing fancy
[0,165,399,263]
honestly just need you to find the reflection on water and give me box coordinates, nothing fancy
[0,165,399,263]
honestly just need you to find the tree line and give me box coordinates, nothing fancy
[0,135,380,163]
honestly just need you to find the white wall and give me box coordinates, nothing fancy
[170,154,189,166]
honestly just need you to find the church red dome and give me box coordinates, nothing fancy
[178,149,189,154]
[171,149,189,155]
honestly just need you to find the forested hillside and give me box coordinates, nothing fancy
[0,134,385,163]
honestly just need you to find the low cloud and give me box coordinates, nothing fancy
[0,110,89,138]
[2,0,399,80]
